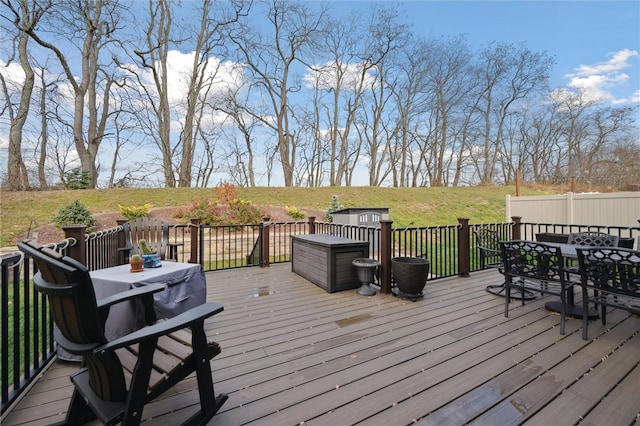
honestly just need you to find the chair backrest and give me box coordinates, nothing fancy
[123,217,170,260]
[576,247,640,304]
[18,239,127,402]
[474,228,501,268]
[567,231,619,247]
[500,240,565,285]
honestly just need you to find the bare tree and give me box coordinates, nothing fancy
[580,105,638,184]
[471,42,554,185]
[0,0,45,190]
[228,0,327,187]
[388,38,430,187]
[2,1,635,190]
[128,0,175,186]
[421,36,475,187]
[309,11,371,186]
[176,0,245,187]
[356,5,408,187]
[594,139,640,189]
[216,86,260,187]
[11,0,125,188]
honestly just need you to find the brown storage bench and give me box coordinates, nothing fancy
[291,234,369,293]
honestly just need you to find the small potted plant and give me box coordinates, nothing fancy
[129,254,144,272]
[139,239,162,268]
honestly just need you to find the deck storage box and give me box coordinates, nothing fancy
[291,234,369,293]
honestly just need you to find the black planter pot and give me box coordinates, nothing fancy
[391,257,430,300]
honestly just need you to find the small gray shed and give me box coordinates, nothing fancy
[331,207,389,227]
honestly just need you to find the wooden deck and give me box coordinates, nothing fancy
[3,264,639,425]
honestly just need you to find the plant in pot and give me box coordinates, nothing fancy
[391,256,431,301]
[139,239,162,268]
[129,254,144,272]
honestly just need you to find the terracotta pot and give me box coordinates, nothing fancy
[130,259,144,272]
[391,257,430,299]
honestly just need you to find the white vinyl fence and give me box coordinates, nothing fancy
[506,191,640,228]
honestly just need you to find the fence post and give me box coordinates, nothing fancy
[260,217,270,268]
[380,219,393,294]
[189,218,199,264]
[62,225,86,264]
[511,216,522,240]
[308,216,316,234]
[458,218,470,278]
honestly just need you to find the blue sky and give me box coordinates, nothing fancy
[333,0,639,105]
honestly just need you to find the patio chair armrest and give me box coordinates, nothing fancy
[96,283,166,309]
[98,302,224,352]
[53,327,101,355]
[478,245,500,255]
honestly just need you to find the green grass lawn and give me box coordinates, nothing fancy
[0,185,552,247]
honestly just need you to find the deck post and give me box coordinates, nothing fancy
[511,216,522,240]
[260,217,270,268]
[457,218,470,277]
[62,225,86,264]
[308,216,316,234]
[380,220,393,293]
[189,218,199,264]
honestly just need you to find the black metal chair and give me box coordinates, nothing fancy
[500,240,572,335]
[475,228,534,300]
[565,231,620,280]
[567,231,619,247]
[475,228,502,270]
[18,239,227,425]
[576,247,640,340]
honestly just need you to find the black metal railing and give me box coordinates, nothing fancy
[199,224,262,270]
[266,221,310,263]
[85,227,122,271]
[392,224,462,280]
[1,240,71,415]
[3,217,639,414]
[315,222,382,261]
[469,222,515,271]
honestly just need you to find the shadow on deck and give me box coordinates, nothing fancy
[4,264,639,425]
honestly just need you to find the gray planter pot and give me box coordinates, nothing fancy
[391,257,430,300]
[352,258,379,296]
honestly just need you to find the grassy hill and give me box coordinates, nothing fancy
[1,185,551,246]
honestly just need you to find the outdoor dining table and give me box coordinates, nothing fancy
[541,242,599,320]
[90,261,207,341]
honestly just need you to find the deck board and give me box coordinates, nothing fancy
[3,264,639,425]
[521,326,640,425]
[579,360,640,426]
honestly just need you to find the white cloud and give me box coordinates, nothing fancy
[612,89,640,105]
[563,49,639,105]
[125,50,246,129]
[0,60,27,87]
[572,49,638,76]
[304,61,378,92]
